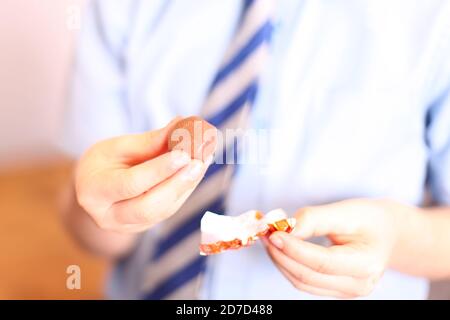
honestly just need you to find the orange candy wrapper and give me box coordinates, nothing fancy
[199,209,296,256]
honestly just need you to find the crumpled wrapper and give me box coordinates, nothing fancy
[199,209,296,255]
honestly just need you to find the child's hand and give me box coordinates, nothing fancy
[75,118,211,233]
[265,199,412,298]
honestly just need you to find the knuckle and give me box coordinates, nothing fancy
[362,260,384,278]
[314,255,331,274]
[292,280,304,291]
[359,282,375,297]
[135,197,170,225]
[131,208,152,224]
[294,268,313,286]
[75,190,88,208]
[95,219,109,230]
[91,214,112,231]
[295,207,312,221]
[363,283,375,296]
[119,171,140,196]
[76,188,94,211]
[352,279,375,297]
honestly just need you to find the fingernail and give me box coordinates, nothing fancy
[181,162,203,181]
[171,150,190,169]
[269,234,284,250]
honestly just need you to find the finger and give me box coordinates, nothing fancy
[104,116,182,163]
[266,247,353,299]
[266,243,374,297]
[269,232,377,278]
[293,203,365,239]
[108,159,208,225]
[108,150,191,200]
[103,222,155,234]
[276,264,354,299]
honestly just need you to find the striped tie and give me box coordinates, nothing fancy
[142,0,275,299]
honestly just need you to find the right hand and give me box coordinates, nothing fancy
[75,117,211,233]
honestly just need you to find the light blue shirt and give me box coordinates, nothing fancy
[62,0,450,299]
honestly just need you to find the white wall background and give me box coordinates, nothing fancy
[0,0,85,168]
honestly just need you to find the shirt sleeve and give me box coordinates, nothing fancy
[59,0,137,158]
[426,42,450,206]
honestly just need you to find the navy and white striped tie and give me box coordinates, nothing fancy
[142,0,275,299]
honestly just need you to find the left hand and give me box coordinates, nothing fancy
[264,199,410,298]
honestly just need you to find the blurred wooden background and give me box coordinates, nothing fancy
[0,0,105,299]
[0,161,107,299]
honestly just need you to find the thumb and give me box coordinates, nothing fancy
[292,202,364,239]
[104,116,182,163]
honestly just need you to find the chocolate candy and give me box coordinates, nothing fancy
[168,116,217,162]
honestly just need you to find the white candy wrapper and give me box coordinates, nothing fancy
[199,209,296,255]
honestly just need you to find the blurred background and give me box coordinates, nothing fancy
[0,0,107,299]
[0,0,448,299]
